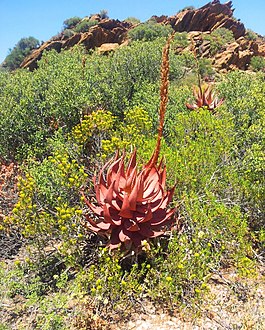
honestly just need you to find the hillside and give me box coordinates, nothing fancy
[17,0,265,73]
[0,1,264,329]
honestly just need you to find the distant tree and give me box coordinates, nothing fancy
[63,29,75,38]
[124,17,141,25]
[3,36,40,70]
[63,16,82,29]
[74,20,98,33]
[245,29,258,41]
[250,56,265,72]
[178,5,196,13]
[99,9,109,19]
[128,22,173,41]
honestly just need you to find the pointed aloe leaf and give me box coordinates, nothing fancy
[126,149,137,177]
[104,180,115,204]
[118,193,133,218]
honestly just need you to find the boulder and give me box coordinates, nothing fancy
[97,43,120,54]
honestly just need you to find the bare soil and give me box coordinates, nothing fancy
[117,266,265,330]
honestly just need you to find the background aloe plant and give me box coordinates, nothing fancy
[186,84,224,113]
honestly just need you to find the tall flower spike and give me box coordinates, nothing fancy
[82,34,177,251]
[149,33,174,167]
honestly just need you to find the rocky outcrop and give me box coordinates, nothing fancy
[185,31,265,71]
[213,37,262,71]
[20,19,132,70]
[178,30,265,72]
[168,0,245,39]
[19,1,265,73]
[20,41,63,70]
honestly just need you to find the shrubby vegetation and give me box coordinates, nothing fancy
[128,21,174,41]
[250,55,265,72]
[0,35,264,328]
[0,38,197,161]
[203,28,235,56]
[99,9,109,19]
[178,5,196,13]
[2,36,40,70]
[63,16,82,29]
[123,16,141,24]
[245,29,259,41]
[74,20,99,33]
[62,16,99,37]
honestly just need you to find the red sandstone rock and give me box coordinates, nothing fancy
[167,0,245,39]
[213,37,262,70]
[19,1,265,73]
[97,43,120,54]
[20,19,131,70]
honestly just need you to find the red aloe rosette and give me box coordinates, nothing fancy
[186,84,224,113]
[82,150,176,250]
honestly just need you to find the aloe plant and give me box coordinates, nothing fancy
[186,84,224,113]
[82,35,177,251]
[82,150,175,250]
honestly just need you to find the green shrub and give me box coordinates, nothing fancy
[178,5,196,13]
[63,16,82,29]
[164,108,235,194]
[62,29,75,38]
[1,37,209,162]
[99,9,109,19]
[6,150,87,264]
[128,22,174,41]
[0,48,86,161]
[250,56,265,72]
[74,20,98,33]
[203,28,234,56]
[211,28,235,44]
[172,32,189,48]
[123,17,141,24]
[3,36,40,70]
[218,70,265,238]
[245,29,258,41]
[198,58,215,77]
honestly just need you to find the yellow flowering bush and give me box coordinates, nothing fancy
[72,110,114,145]
[71,107,153,159]
[6,151,87,263]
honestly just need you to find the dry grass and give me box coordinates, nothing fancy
[117,266,265,330]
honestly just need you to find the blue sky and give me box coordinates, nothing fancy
[1,0,264,63]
